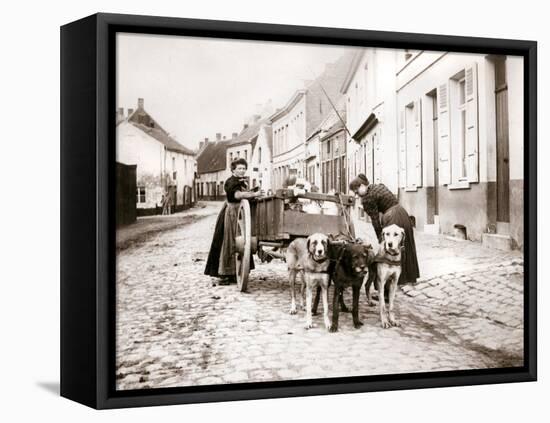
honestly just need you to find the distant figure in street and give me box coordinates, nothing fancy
[349,173,419,285]
[204,158,263,285]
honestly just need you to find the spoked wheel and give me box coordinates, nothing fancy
[234,199,251,292]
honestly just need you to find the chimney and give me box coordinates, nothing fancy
[223,135,226,140]
[253,114,261,123]
[199,141,204,150]
[216,133,222,141]
[117,107,124,121]
[232,132,238,139]
[137,98,144,110]
[243,124,249,130]
[204,137,209,143]
[127,108,134,117]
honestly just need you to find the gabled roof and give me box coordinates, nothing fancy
[228,117,271,149]
[132,123,195,156]
[197,141,231,174]
[119,106,195,156]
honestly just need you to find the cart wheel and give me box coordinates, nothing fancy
[235,199,251,292]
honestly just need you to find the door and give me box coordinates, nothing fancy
[495,57,510,223]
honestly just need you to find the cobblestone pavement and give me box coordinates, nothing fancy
[116,203,524,390]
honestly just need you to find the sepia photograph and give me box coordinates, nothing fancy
[114,32,525,391]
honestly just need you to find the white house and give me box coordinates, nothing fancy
[116,98,196,214]
[395,51,524,249]
[342,48,400,196]
[249,120,273,191]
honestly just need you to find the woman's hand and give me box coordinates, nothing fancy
[234,190,264,200]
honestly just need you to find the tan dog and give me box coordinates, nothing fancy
[286,233,331,330]
[365,224,405,328]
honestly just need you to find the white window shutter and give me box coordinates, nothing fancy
[465,62,479,182]
[414,99,423,187]
[398,110,407,188]
[374,132,382,183]
[437,83,451,185]
[365,139,373,183]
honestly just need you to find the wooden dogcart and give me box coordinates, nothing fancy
[233,189,356,291]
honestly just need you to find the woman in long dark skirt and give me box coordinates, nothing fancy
[204,158,262,284]
[349,174,419,285]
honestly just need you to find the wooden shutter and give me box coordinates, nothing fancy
[465,63,479,182]
[414,99,423,187]
[398,109,407,188]
[437,83,451,185]
[374,131,382,183]
[365,139,373,183]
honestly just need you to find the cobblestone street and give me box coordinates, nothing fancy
[116,202,524,390]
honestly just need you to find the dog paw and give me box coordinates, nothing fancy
[305,322,314,330]
[353,321,364,329]
[389,318,400,327]
[329,325,339,333]
[380,319,391,329]
[289,307,297,315]
[368,300,378,306]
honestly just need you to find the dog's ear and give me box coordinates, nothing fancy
[399,228,406,248]
[306,236,311,253]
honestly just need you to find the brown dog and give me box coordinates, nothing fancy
[286,233,332,330]
[312,241,375,332]
[365,224,405,328]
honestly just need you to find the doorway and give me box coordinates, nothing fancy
[495,56,510,227]
[426,90,439,225]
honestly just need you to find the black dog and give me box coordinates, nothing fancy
[313,242,375,332]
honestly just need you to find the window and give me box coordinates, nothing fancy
[285,124,289,150]
[258,147,262,164]
[136,187,146,203]
[229,152,233,164]
[399,100,422,189]
[237,151,240,158]
[245,150,248,161]
[458,78,467,179]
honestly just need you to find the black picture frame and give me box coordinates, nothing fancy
[60,12,537,409]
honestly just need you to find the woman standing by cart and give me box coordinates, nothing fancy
[349,173,419,285]
[204,158,262,284]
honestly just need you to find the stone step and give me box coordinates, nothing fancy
[482,233,514,251]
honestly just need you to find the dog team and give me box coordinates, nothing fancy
[286,224,406,332]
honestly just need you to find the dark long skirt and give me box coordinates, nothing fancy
[204,202,255,277]
[381,204,420,285]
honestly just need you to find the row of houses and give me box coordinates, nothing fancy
[196,49,524,250]
[342,49,523,250]
[116,98,197,219]
[196,54,355,199]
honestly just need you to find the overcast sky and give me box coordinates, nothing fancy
[116,33,352,151]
